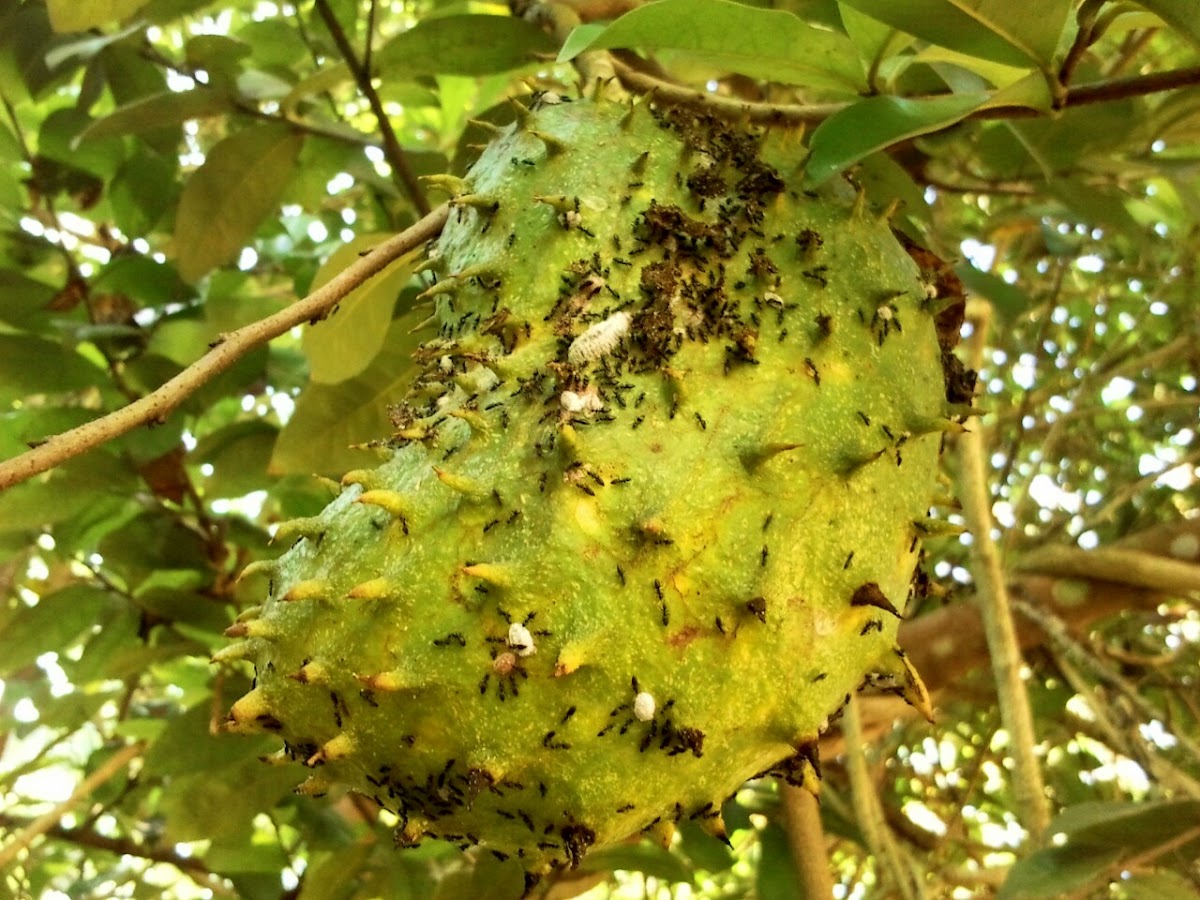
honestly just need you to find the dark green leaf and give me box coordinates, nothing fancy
[108,148,180,235]
[1049,800,1200,850]
[174,123,304,281]
[838,0,1073,69]
[806,93,988,186]
[191,419,279,498]
[0,270,57,329]
[954,262,1031,320]
[560,0,865,92]
[375,15,556,78]
[0,585,120,678]
[999,842,1123,899]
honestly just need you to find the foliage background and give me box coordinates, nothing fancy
[1,0,1199,897]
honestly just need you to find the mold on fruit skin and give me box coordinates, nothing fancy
[221,96,955,877]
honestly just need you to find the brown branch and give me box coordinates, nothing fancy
[779,785,835,899]
[0,206,449,492]
[312,0,430,216]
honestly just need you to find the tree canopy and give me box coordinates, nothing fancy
[1,1,1198,898]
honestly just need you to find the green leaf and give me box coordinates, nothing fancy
[46,0,149,33]
[1112,870,1200,900]
[80,87,237,142]
[806,92,988,186]
[270,314,432,476]
[108,148,180,235]
[1000,802,1200,899]
[954,262,1031,320]
[1128,0,1200,51]
[191,418,279,498]
[159,757,300,842]
[999,842,1124,899]
[756,822,804,900]
[0,270,57,329]
[302,237,422,384]
[298,847,373,900]
[174,123,304,281]
[561,0,865,92]
[0,334,105,404]
[578,842,694,883]
[375,15,556,78]
[838,0,1073,69]
[432,856,525,900]
[144,702,271,778]
[1049,800,1200,850]
[0,585,119,678]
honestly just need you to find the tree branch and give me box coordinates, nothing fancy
[0,742,145,869]
[609,54,843,125]
[958,303,1051,845]
[823,519,1200,759]
[0,812,233,896]
[1015,546,1200,597]
[312,0,430,216]
[844,697,918,899]
[0,206,449,492]
[779,785,835,899]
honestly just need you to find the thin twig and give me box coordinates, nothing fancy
[612,51,1200,128]
[610,55,842,125]
[0,812,233,896]
[0,742,146,869]
[844,696,919,900]
[312,0,429,215]
[0,206,449,491]
[959,301,1051,845]
[779,785,835,898]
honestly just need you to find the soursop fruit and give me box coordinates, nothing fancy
[219,94,962,878]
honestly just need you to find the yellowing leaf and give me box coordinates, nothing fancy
[270,313,433,477]
[47,0,149,32]
[174,124,304,282]
[301,236,422,384]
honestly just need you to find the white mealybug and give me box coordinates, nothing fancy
[560,389,604,414]
[876,303,894,321]
[633,691,656,722]
[507,622,536,657]
[567,311,631,365]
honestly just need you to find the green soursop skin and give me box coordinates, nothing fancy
[221,97,956,875]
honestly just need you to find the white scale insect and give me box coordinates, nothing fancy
[507,622,537,657]
[567,310,631,365]
[633,691,656,722]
